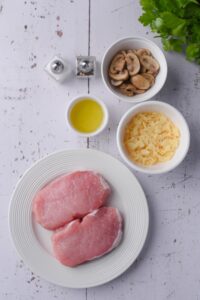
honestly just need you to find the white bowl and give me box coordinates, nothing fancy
[117,101,190,174]
[66,94,109,137]
[101,36,168,103]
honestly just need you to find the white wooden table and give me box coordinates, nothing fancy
[1,0,200,299]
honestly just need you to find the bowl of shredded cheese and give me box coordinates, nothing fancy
[117,101,190,174]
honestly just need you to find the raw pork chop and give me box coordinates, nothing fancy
[33,171,111,230]
[52,207,123,267]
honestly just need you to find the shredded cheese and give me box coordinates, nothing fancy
[124,112,180,166]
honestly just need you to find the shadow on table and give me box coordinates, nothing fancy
[157,63,181,107]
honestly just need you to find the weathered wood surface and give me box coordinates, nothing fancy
[1,0,200,299]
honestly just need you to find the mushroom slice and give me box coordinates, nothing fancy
[119,83,135,97]
[109,69,129,81]
[139,55,160,75]
[130,83,145,94]
[131,74,151,90]
[110,79,123,86]
[140,65,147,73]
[109,53,126,74]
[136,48,151,57]
[125,52,140,76]
[121,50,127,57]
[132,87,145,94]
[142,73,155,87]
[127,49,136,54]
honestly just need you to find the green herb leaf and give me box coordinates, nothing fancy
[186,43,200,62]
[139,0,200,64]
[162,38,184,52]
[139,12,156,26]
[176,0,199,8]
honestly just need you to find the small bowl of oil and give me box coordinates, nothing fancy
[66,95,109,137]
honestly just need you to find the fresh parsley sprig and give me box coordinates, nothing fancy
[139,0,200,63]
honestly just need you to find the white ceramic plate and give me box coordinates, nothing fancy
[9,149,149,288]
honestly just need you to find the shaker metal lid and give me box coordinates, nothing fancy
[76,56,96,78]
[45,55,71,82]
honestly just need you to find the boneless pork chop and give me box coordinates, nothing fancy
[52,207,123,267]
[33,171,111,230]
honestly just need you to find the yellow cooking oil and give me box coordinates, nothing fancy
[70,99,104,133]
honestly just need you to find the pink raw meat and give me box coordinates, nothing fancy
[52,207,123,267]
[32,171,111,230]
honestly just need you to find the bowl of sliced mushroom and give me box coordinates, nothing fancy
[101,37,167,103]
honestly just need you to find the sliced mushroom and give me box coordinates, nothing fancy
[125,52,140,76]
[109,69,129,81]
[142,73,155,87]
[147,69,157,77]
[139,55,160,75]
[131,74,151,90]
[127,49,136,54]
[140,65,147,73]
[108,48,159,98]
[119,83,135,97]
[109,53,126,74]
[121,50,127,57]
[119,82,145,96]
[130,84,145,94]
[136,48,151,57]
[110,79,123,86]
